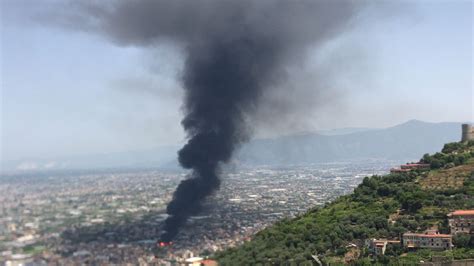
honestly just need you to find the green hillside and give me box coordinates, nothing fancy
[215,141,474,265]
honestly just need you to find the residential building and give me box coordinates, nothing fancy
[400,163,430,170]
[365,239,400,256]
[390,168,411,173]
[185,257,204,266]
[402,233,452,250]
[390,163,430,173]
[448,210,474,234]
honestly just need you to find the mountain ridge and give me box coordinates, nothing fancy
[235,120,463,166]
[1,120,467,173]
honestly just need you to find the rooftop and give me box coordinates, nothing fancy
[185,257,204,263]
[449,210,474,216]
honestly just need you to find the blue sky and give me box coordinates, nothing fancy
[1,0,472,162]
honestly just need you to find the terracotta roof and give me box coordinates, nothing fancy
[449,210,474,216]
[202,260,218,266]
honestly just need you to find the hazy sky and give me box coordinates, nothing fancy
[1,0,473,162]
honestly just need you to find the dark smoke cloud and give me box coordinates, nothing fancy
[30,0,368,240]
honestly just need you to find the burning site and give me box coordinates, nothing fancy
[62,0,365,243]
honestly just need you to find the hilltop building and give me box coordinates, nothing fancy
[461,124,474,142]
[402,232,452,250]
[448,210,474,234]
[390,168,411,173]
[400,163,430,170]
[390,163,430,174]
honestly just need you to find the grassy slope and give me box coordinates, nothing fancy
[215,142,474,265]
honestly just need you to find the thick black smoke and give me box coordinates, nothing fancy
[43,0,365,241]
[163,36,284,240]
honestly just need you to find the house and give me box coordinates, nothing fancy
[390,168,411,174]
[448,210,474,234]
[402,232,452,250]
[390,163,430,173]
[400,163,430,170]
[185,257,204,266]
[365,239,400,256]
[366,239,387,256]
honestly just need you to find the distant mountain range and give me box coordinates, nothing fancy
[235,120,463,166]
[0,120,465,173]
[316,127,375,136]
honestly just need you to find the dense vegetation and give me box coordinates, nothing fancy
[215,141,474,265]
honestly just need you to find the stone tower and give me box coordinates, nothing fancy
[461,124,474,142]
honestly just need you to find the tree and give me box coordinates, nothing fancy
[400,193,423,213]
[422,153,431,163]
[430,159,442,169]
[442,142,463,154]
[385,243,403,256]
[374,217,388,230]
[377,184,391,197]
[453,233,471,248]
[438,219,450,234]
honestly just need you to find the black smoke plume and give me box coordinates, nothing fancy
[163,37,283,241]
[41,0,366,241]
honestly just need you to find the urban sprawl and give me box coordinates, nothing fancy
[1,161,394,265]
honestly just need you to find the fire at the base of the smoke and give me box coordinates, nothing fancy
[157,241,173,248]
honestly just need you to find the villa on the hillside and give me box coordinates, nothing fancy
[400,163,430,170]
[390,163,430,173]
[402,232,452,250]
[390,168,411,173]
[448,210,474,234]
[365,239,400,256]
